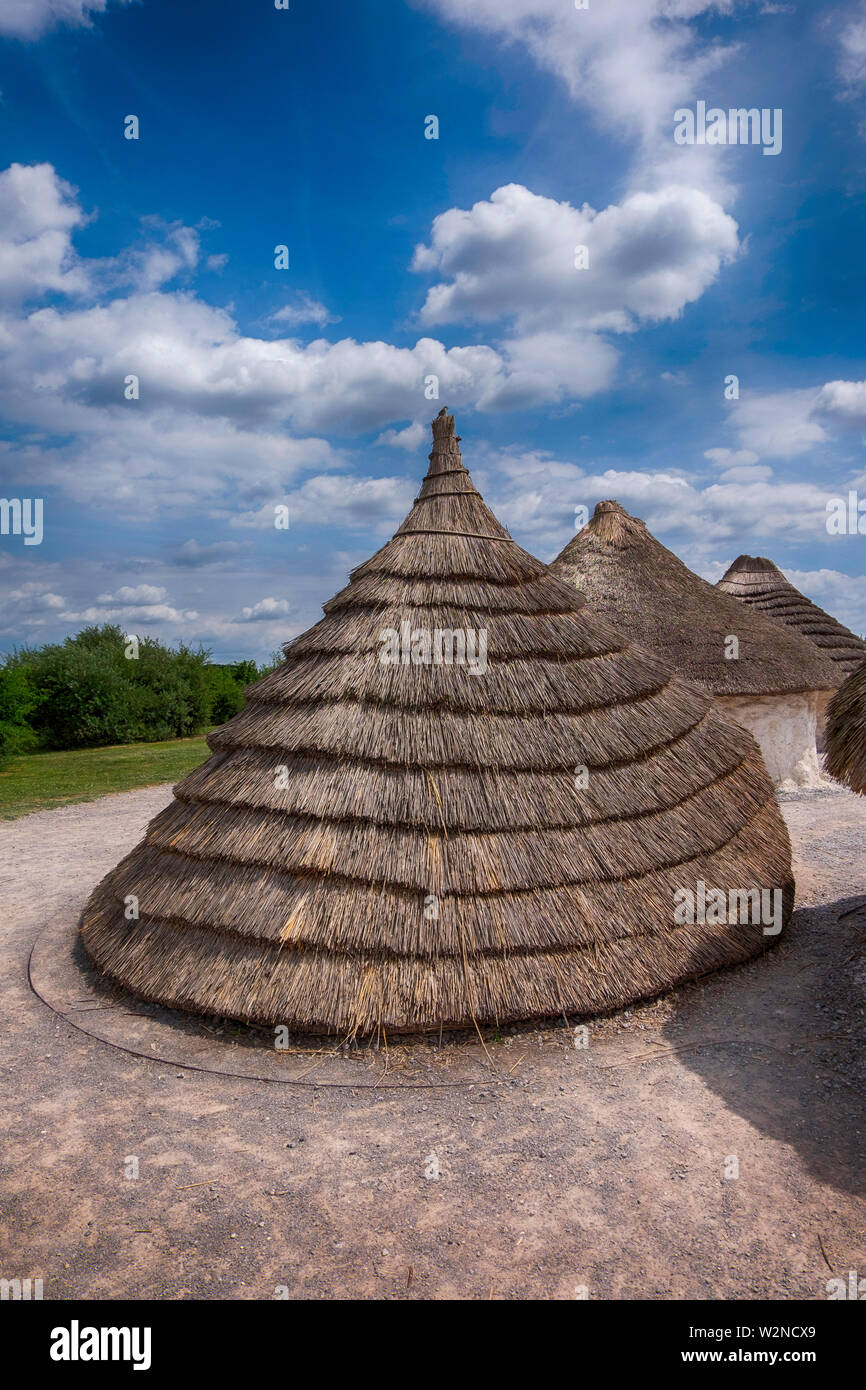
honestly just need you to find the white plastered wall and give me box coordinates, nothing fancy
[715,691,833,791]
[814,689,833,754]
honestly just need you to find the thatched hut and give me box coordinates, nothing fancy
[80,417,794,1035]
[717,555,866,747]
[717,555,865,677]
[551,501,837,790]
[825,656,866,794]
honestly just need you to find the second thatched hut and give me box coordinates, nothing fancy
[551,502,838,790]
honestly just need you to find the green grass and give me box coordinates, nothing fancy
[0,735,211,820]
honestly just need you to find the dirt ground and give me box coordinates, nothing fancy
[0,782,864,1300]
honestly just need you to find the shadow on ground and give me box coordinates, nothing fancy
[662,882,865,1198]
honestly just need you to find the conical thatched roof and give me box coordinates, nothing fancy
[551,502,837,698]
[80,418,794,1035]
[717,554,866,681]
[825,656,866,794]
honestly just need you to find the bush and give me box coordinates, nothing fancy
[205,665,246,726]
[0,661,41,767]
[0,719,38,769]
[0,626,275,754]
[7,625,214,749]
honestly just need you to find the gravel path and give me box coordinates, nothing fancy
[0,782,863,1300]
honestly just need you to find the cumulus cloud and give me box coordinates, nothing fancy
[0,163,91,304]
[0,584,66,637]
[95,584,167,605]
[267,294,340,328]
[816,377,866,421]
[6,582,64,606]
[61,601,199,624]
[413,183,739,333]
[375,421,427,451]
[0,0,129,40]
[238,597,291,622]
[725,379,866,458]
[50,581,199,627]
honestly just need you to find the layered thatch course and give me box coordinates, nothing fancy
[551,503,837,698]
[80,416,794,1035]
[825,657,866,794]
[717,555,866,680]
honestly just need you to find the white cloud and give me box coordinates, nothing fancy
[493,329,618,406]
[268,294,340,328]
[53,581,200,627]
[375,420,426,450]
[0,0,129,40]
[413,183,739,333]
[816,377,866,421]
[726,379,866,458]
[96,584,168,605]
[238,597,291,622]
[0,163,91,304]
[4,581,65,613]
[730,388,829,458]
[61,602,199,625]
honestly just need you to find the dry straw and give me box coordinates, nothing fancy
[718,554,866,681]
[81,415,794,1035]
[551,502,837,697]
[825,656,866,794]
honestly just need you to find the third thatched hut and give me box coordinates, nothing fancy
[717,554,866,749]
[717,554,865,676]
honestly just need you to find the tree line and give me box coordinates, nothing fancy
[0,624,279,766]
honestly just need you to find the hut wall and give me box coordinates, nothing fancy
[715,691,831,790]
[815,689,832,754]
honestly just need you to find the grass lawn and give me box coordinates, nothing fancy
[0,735,211,820]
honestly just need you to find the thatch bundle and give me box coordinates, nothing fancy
[551,502,837,697]
[80,417,794,1035]
[825,657,866,794]
[717,554,866,681]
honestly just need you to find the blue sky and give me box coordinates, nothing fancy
[1,0,865,660]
